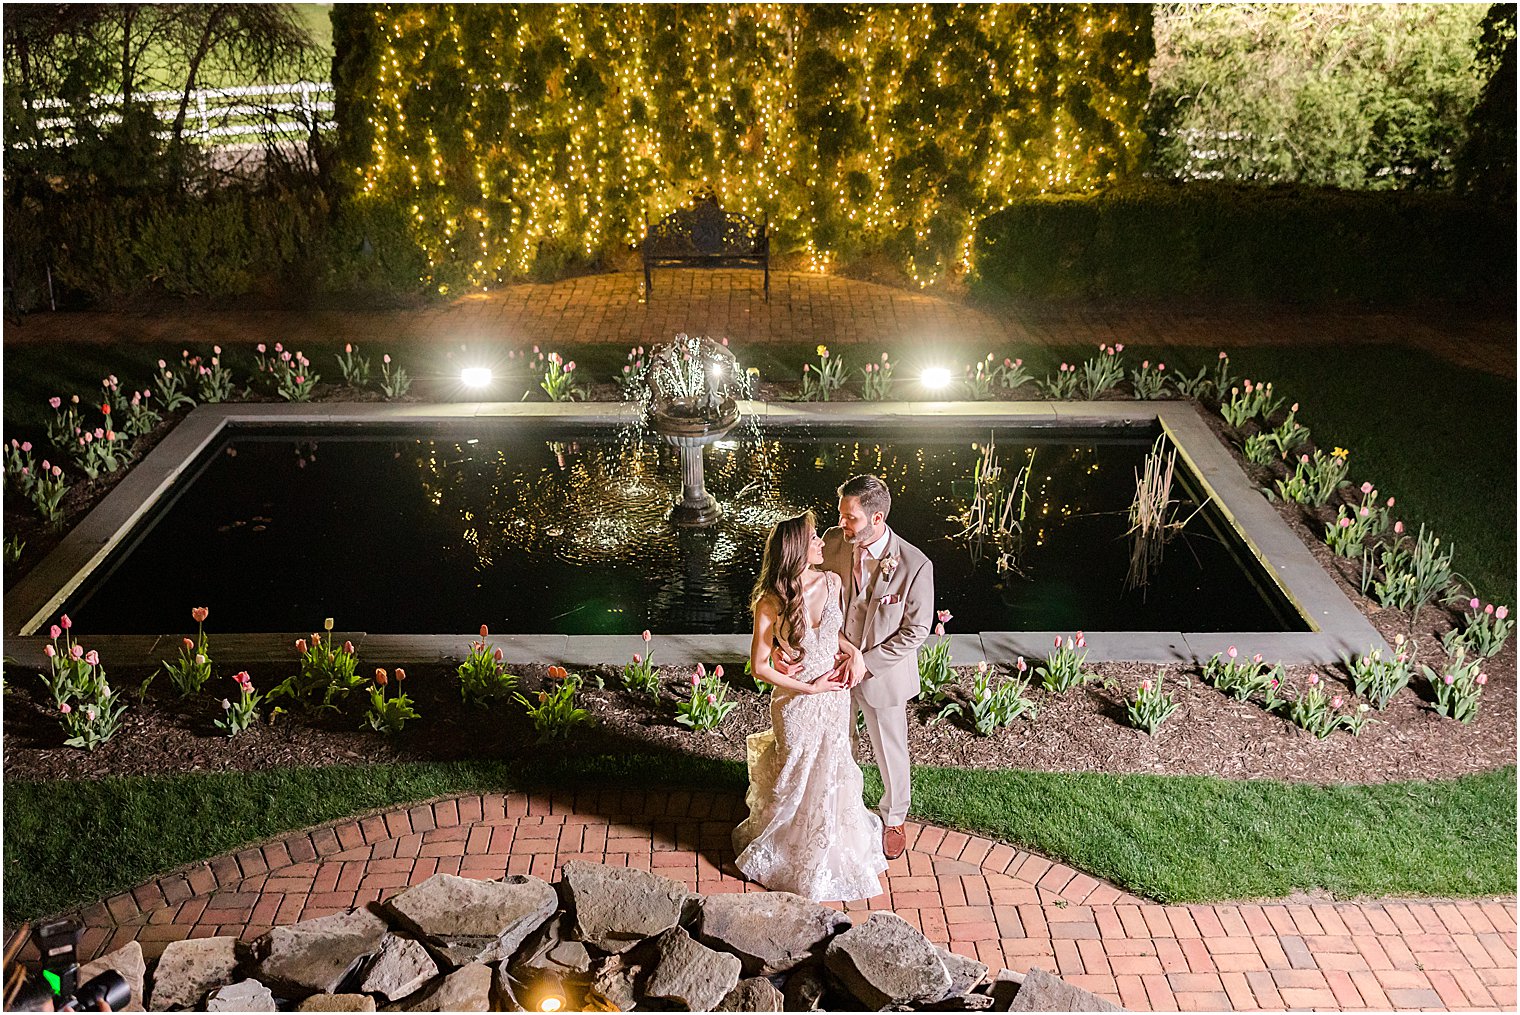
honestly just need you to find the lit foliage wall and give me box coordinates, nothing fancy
[332,4,1152,291]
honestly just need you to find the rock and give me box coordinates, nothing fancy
[562,860,688,952]
[358,935,439,1002]
[147,936,241,1011]
[696,891,851,975]
[298,995,379,1012]
[824,912,951,1010]
[508,913,593,982]
[204,978,277,1011]
[583,954,643,1012]
[254,907,390,997]
[782,964,829,1011]
[78,941,146,1012]
[715,976,786,1011]
[1006,967,1124,1012]
[383,963,493,1012]
[386,873,558,966]
[985,969,1024,1012]
[490,965,528,1012]
[932,946,990,1001]
[923,991,995,1011]
[643,926,742,1013]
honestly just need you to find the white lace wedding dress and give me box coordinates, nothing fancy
[733,570,889,902]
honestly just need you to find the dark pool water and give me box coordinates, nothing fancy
[62,422,1304,635]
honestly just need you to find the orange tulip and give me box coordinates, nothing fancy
[395,667,407,682]
[375,668,388,686]
[191,606,209,623]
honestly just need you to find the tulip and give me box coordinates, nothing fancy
[1497,607,1508,620]
[192,606,209,623]
[1476,673,1488,685]
[221,699,231,710]
[21,441,30,452]
[1393,521,1404,534]
[60,702,71,714]
[1331,695,1343,708]
[1359,507,1369,517]
[937,609,952,623]
[194,654,206,666]
[632,653,642,664]
[642,630,652,642]
[60,614,71,630]
[935,623,945,637]
[324,618,334,631]
[1308,673,1319,685]
[696,663,706,677]
[1252,654,1263,664]
[375,668,388,686]
[68,644,82,659]
[538,691,549,704]
[395,668,407,682]
[705,693,717,705]
[256,343,266,353]
[1227,646,1238,658]
[1075,633,1086,648]
[493,648,504,662]
[1140,679,1152,692]
[1485,604,1495,615]
[85,650,99,666]
[1387,497,1395,507]
[1443,674,1455,685]
[1471,597,1482,610]
[44,644,55,658]
[689,673,700,688]
[1361,482,1374,494]
[480,624,490,638]
[50,625,61,640]
[49,397,61,409]
[1016,657,1027,671]
[714,664,724,678]
[296,638,307,653]
[1054,635,1063,648]
[345,343,352,353]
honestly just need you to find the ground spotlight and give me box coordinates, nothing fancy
[920,366,952,390]
[524,970,567,1012]
[461,367,493,388]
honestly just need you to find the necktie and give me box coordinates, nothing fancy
[854,543,868,596]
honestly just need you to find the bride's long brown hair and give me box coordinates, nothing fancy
[752,511,816,663]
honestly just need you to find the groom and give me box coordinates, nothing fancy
[822,474,934,860]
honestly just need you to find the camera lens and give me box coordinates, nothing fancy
[69,970,131,1012]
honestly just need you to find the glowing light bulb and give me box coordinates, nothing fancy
[921,367,952,390]
[461,367,493,388]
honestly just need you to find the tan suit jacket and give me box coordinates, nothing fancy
[821,525,934,707]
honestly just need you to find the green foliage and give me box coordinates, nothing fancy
[675,666,738,732]
[214,672,263,737]
[972,182,1515,304]
[1422,647,1488,723]
[933,662,1038,735]
[268,633,364,713]
[1036,634,1096,693]
[1125,674,1180,736]
[364,670,420,734]
[1150,4,1488,188]
[455,631,516,706]
[917,634,955,701]
[332,4,1152,288]
[516,676,595,743]
[1454,4,1516,201]
[1343,639,1414,711]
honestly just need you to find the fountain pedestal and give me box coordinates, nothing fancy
[651,406,738,527]
[643,334,746,528]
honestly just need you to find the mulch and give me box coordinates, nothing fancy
[3,383,1515,788]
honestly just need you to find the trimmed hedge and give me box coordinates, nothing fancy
[971,182,1516,304]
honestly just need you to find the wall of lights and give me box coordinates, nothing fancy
[333,3,1153,292]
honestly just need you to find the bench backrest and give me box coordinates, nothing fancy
[644,197,766,257]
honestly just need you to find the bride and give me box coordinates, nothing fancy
[733,511,889,902]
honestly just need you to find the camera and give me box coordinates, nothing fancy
[4,919,132,1012]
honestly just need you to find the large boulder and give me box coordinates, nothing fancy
[715,976,786,1011]
[385,874,557,966]
[357,935,439,1002]
[204,978,277,1012]
[642,927,743,1013]
[695,891,850,975]
[383,963,493,1012]
[561,861,689,953]
[824,912,951,1010]
[253,907,390,997]
[78,941,146,1012]
[1006,967,1123,1012]
[148,936,241,1010]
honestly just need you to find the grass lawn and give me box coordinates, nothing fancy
[4,757,1513,923]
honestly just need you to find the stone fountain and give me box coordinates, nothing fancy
[644,334,744,526]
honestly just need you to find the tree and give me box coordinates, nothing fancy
[1454,3,1516,201]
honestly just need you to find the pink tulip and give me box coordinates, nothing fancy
[85,650,99,666]
[60,614,71,630]
[632,653,642,665]
[69,644,82,659]
[296,638,307,653]
[21,441,30,452]
[642,629,652,641]
[1476,673,1488,685]
[1484,603,1495,615]
[294,376,305,385]
[1075,633,1086,648]
[714,665,724,678]
[1054,636,1063,648]
[566,361,576,371]
[1361,482,1373,494]
[697,663,706,677]
[1358,507,1369,517]
[182,637,195,650]
[194,654,206,666]
[1140,679,1152,692]
[60,702,71,715]
[1338,517,1352,529]
[1253,654,1263,664]
[1307,673,1319,685]
[689,673,700,688]
[1227,646,1238,659]
[1393,521,1404,534]
[705,693,716,705]
[1115,343,1124,352]
[1444,674,1455,685]
[480,624,490,637]
[343,640,355,654]
[345,343,352,353]
[43,645,55,658]
[384,354,392,364]
[1471,598,1482,610]
[1331,695,1343,708]
[49,396,61,409]
[256,343,266,353]
[50,625,61,640]
[1497,607,1508,620]
[935,623,945,637]
[1142,360,1149,369]
[493,648,503,662]
[1387,497,1395,507]
[937,609,952,623]
[1016,657,1027,671]
[1157,363,1165,371]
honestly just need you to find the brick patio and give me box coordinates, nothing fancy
[64,789,1517,1012]
[6,269,1512,378]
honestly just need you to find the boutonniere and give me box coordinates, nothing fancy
[880,553,899,579]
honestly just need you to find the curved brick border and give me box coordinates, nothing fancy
[57,789,1518,1012]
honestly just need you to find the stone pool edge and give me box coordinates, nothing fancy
[2,400,1389,667]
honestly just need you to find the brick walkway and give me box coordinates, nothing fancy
[6,270,1512,378]
[64,790,1516,1012]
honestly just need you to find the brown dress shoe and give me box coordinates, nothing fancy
[883,824,907,860]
